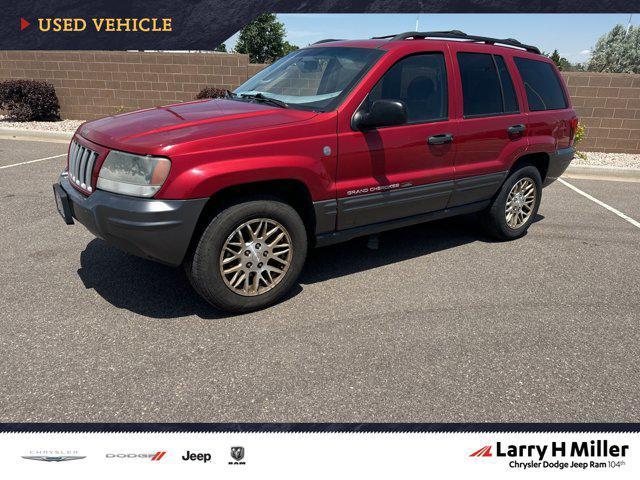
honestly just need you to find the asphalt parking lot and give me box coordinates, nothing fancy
[0,137,638,423]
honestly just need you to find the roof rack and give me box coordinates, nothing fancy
[312,39,345,45]
[371,30,540,54]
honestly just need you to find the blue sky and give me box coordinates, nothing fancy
[224,14,637,64]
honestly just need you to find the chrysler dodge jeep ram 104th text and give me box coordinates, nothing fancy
[53,30,577,312]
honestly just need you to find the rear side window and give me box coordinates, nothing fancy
[367,52,448,123]
[514,57,568,111]
[457,52,519,117]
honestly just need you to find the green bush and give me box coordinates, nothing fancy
[0,80,60,121]
[574,122,586,145]
[574,122,588,160]
[195,87,226,100]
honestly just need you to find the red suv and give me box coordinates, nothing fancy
[53,31,577,312]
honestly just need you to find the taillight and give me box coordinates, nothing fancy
[569,117,579,146]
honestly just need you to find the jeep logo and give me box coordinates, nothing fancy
[181,450,212,463]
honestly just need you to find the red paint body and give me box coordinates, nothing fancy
[74,39,576,203]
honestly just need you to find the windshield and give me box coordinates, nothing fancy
[234,47,384,111]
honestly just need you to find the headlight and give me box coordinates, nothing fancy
[97,150,171,198]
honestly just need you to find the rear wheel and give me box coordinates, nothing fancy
[186,198,307,312]
[480,165,542,240]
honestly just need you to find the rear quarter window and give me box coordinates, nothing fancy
[514,57,568,111]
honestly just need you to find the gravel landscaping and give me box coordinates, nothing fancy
[0,115,83,132]
[574,151,640,169]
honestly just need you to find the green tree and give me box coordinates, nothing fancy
[215,43,227,53]
[282,41,299,56]
[235,14,295,63]
[588,24,640,73]
[548,49,574,71]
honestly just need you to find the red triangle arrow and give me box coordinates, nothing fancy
[20,18,30,31]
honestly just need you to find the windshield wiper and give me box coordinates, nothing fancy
[239,92,289,109]
[225,89,238,99]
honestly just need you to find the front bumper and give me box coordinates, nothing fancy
[55,175,207,266]
[543,146,575,187]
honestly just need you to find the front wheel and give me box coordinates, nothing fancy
[480,165,542,240]
[186,198,307,312]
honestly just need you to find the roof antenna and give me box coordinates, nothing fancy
[415,15,420,31]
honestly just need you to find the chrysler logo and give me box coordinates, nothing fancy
[22,455,86,462]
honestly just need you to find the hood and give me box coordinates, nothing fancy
[78,99,317,154]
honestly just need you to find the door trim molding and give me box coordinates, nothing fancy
[313,171,508,241]
[337,180,454,230]
[447,171,508,208]
[316,199,490,247]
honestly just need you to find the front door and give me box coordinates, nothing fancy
[336,51,458,230]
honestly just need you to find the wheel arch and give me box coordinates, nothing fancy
[187,178,317,257]
[508,151,550,182]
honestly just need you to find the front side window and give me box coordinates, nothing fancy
[514,57,568,111]
[365,52,448,123]
[457,52,520,117]
[234,47,384,111]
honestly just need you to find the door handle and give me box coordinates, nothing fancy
[507,124,526,135]
[427,133,454,145]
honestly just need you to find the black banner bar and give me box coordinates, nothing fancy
[2,0,638,50]
[1,423,640,433]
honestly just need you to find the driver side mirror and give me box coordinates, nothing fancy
[352,99,408,130]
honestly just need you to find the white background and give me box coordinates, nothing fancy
[1,431,636,479]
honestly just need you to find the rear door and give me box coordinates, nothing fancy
[447,46,529,208]
[336,49,458,230]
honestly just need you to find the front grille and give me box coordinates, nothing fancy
[68,140,99,193]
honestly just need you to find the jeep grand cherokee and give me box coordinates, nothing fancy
[53,30,577,312]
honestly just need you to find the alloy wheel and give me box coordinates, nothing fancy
[219,218,293,296]
[505,177,536,229]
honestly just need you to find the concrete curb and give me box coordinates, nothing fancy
[0,128,73,143]
[563,164,640,182]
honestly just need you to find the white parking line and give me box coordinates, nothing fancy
[0,153,66,170]
[559,178,640,229]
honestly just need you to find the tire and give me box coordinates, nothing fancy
[480,165,542,241]
[186,197,307,313]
